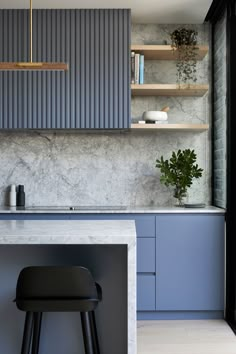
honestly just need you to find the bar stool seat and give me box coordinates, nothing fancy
[15,266,102,354]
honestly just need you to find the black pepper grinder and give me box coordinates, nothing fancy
[17,185,25,207]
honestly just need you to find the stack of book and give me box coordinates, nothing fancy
[131,51,144,84]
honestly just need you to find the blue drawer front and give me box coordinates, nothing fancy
[134,216,155,237]
[137,275,155,311]
[137,238,155,273]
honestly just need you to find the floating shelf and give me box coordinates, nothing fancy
[131,124,209,132]
[131,84,209,97]
[131,45,208,60]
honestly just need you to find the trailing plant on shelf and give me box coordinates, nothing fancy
[170,28,198,87]
[156,149,203,206]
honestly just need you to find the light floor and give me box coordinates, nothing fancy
[137,320,236,354]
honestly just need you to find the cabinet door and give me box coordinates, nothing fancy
[137,275,156,311]
[156,215,225,311]
[0,9,130,129]
[137,238,155,272]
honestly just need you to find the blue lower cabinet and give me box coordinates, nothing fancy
[0,212,225,318]
[156,215,225,311]
[137,274,156,311]
[137,238,155,273]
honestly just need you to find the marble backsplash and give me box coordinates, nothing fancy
[0,24,211,207]
[0,130,210,207]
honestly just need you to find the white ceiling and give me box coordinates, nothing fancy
[0,0,212,24]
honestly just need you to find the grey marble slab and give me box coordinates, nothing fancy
[0,220,136,354]
[0,206,225,214]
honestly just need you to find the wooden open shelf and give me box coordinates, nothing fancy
[131,123,209,131]
[131,84,209,97]
[131,45,208,60]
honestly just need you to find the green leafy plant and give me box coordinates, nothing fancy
[156,149,203,206]
[170,28,198,86]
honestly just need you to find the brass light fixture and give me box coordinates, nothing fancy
[0,0,68,71]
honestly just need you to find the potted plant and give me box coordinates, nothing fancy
[170,28,198,87]
[156,149,203,206]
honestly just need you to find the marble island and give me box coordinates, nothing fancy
[0,220,136,354]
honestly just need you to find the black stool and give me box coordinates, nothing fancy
[15,266,102,354]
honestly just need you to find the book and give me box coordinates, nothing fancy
[139,55,144,84]
[135,53,140,84]
[131,51,135,84]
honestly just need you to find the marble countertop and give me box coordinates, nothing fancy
[0,206,225,214]
[0,220,136,244]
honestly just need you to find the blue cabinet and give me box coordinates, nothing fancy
[156,215,225,311]
[0,212,225,317]
[137,275,156,311]
[137,238,155,273]
[0,9,130,129]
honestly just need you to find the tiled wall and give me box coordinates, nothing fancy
[213,13,227,208]
[0,24,211,207]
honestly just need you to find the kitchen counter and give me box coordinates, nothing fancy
[0,219,136,245]
[0,205,225,214]
[0,220,136,354]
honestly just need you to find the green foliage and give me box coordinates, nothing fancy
[156,149,203,205]
[170,28,198,86]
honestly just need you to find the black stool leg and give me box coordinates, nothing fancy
[31,312,42,354]
[89,311,100,354]
[21,312,34,354]
[81,312,94,354]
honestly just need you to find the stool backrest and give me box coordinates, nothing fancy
[16,266,98,299]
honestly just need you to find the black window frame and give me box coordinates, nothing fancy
[206,0,236,331]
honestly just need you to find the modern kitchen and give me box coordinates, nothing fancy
[0,0,235,353]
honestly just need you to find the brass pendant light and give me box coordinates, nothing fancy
[0,0,68,71]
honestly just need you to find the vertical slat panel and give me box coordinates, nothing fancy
[36,11,41,128]
[3,10,8,129]
[123,10,131,128]
[56,10,61,129]
[32,9,36,128]
[118,10,123,129]
[94,10,99,129]
[23,10,28,129]
[65,10,70,129]
[80,10,85,128]
[99,10,104,129]
[104,10,109,128]
[109,10,114,129]
[0,9,131,129]
[90,10,95,129]
[17,10,22,128]
[70,10,75,129]
[41,10,46,129]
[51,10,56,129]
[113,10,118,128]
[85,10,90,128]
[8,11,13,129]
[46,10,51,128]
[75,10,80,129]
[60,10,65,129]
